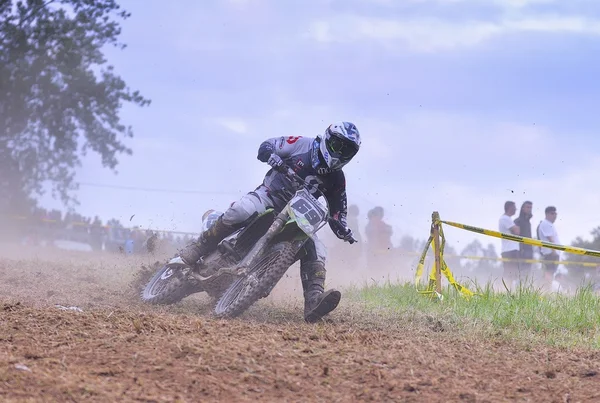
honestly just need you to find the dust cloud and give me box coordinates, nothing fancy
[0,235,417,314]
[0,241,155,310]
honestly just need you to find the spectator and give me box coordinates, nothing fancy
[365,206,393,271]
[552,266,570,294]
[89,216,104,251]
[536,206,560,288]
[499,201,520,289]
[514,201,533,283]
[143,230,159,254]
[366,207,392,249]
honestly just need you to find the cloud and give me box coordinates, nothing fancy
[350,111,563,186]
[34,0,600,264]
[333,109,597,253]
[434,0,557,7]
[225,0,255,6]
[351,0,558,9]
[360,155,600,257]
[307,15,600,51]
[215,118,249,134]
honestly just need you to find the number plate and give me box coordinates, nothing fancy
[288,188,328,236]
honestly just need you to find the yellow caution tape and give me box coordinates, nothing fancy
[414,234,435,295]
[414,225,477,300]
[449,254,599,268]
[438,222,477,299]
[441,219,600,258]
[415,215,600,299]
[389,249,599,268]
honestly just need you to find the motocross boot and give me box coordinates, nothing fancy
[301,261,341,323]
[178,215,236,266]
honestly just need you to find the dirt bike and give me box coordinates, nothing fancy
[140,165,356,319]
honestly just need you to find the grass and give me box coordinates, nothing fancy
[346,279,600,349]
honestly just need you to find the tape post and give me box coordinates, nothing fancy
[414,214,477,299]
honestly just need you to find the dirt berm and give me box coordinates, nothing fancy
[1,244,599,402]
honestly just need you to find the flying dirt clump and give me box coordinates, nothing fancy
[128,260,163,297]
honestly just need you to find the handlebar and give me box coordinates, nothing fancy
[276,165,317,193]
[275,163,358,245]
[279,165,304,184]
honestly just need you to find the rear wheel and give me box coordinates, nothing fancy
[141,264,197,305]
[214,242,297,318]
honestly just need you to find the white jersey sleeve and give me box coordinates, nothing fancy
[257,136,314,162]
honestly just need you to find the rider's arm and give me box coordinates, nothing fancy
[326,171,355,242]
[326,171,349,227]
[257,136,310,163]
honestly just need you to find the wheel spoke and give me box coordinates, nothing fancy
[215,250,283,314]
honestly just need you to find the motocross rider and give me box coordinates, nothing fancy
[178,122,361,323]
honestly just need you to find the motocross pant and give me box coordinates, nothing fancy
[223,185,327,265]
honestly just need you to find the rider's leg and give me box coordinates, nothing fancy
[178,188,272,266]
[300,237,341,323]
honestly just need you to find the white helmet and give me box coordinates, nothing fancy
[318,122,361,170]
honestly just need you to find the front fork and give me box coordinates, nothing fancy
[234,209,289,273]
[229,208,309,276]
[196,209,307,284]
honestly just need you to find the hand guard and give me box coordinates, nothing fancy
[267,153,284,168]
[329,218,356,244]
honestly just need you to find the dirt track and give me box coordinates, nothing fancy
[2,244,600,402]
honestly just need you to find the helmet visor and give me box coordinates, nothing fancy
[327,135,358,161]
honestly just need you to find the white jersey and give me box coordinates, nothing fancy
[256,135,348,224]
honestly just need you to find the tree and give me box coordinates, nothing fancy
[569,227,600,278]
[0,0,150,210]
[572,227,600,253]
[443,242,462,274]
[459,239,500,274]
[398,234,421,252]
[0,152,36,214]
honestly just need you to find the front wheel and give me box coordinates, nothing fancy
[214,242,297,319]
[141,263,197,305]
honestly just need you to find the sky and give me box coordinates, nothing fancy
[39,0,600,255]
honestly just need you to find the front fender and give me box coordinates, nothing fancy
[270,220,306,244]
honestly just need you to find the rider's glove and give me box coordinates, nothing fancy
[267,153,284,168]
[329,218,355,243]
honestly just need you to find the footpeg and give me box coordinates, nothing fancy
[217,240,242,261]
